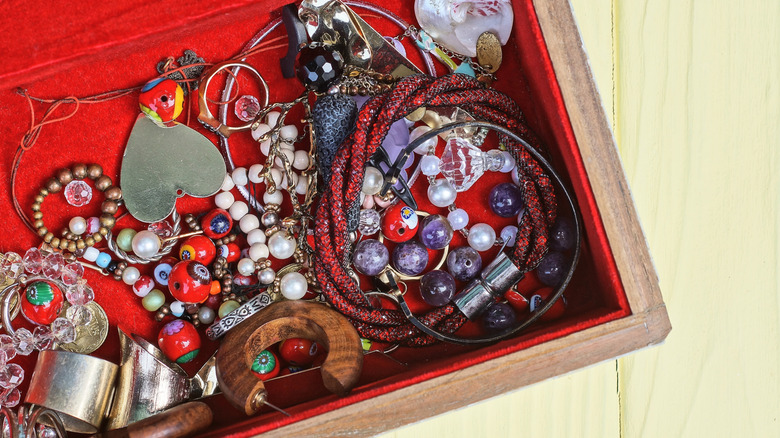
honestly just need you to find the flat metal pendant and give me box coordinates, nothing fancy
[121,115,226,223]
[476,31,503,74]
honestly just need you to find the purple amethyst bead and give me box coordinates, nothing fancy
[483,302,516,332]
[536,251,568,286]
[489,182,524,218]
[418,214,454,250]
[549,217,576,251]
[419,270,456,307]
[446,246,482,282]
[392,240,429,276]
[352,239,389,276]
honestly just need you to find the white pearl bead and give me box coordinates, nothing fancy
[229,201,249,220]
[501,225,518,246]
[249,243,269,261]
[280,141,295,151]
[500,151,516,173]
[170,301,185,317]
[280,272,308,300]
[248,164,265,183]
[266,111,281,127]
[260,139,272,156]
[427,178,457,208]
[268,231,296,259]
[131,230,161,258]
[420,155,441,176]
[447,208,469,230]
[83,247,99,262]
[275,149,295,168]
[237,258,256,276]
[468,223,496,252]
[280,124,298,143]
[232,167,248,186]
[263,190,284,205]
[246,228,266,245]
[251,123,271,141]
[511,167,521,186]
[122,266,141,285]
[215,191,234,210]
[257,267,276,284]
[220,173,235,191]
[410,126,437,154]
[361,166,384,196]
[295,176,309,195]
[292,150,310,170]
[69,216,87,235]
[239,214,260,233]
[269,168,283,187]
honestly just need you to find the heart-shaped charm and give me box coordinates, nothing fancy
[121,115,226,223]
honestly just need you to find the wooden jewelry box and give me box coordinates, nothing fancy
[0,0,670,436]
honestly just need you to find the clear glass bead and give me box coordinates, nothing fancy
[358,209,381,236]
[33,325,54,350]
[439,137,503,191]
[66,305,93,326]
[37,425,57,438]
[0,336,16,362]
[1,253,23,281]
[51,318,76,344]
[12,329,34,356]
[41,252,65,279]
[66,283,94,306]
[1,387,21,408]
[0,350,7,369]
[235,95,261,122]
[63,180,93,207]
[148,220,174,238]
[22,248,43,275]
[60,262,84,286]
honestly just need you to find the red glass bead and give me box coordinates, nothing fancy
[204,294,222,310]
[279,338,319,366]
[21,280,64,325]
[250,349,280,380]
[529,287,567,321]
[179,235,216,265]
[157,319,201,363]
[380,203,419,243]
[168,260,211,304]
[217,243,241,263]
[505,288,529,313]
[200,209,233,239]
[139,78,184,127]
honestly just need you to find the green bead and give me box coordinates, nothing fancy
[251,350,276,374]
[116,228,137,252]
[218,300,240,318]
[142,289,165,311]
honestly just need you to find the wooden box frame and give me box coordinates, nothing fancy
[260,0,671,435]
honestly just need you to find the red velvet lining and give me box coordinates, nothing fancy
[0,1,631,436]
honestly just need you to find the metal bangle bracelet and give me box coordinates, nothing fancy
[217,1,436,213]
[205,291,274,340]
[1,284,22,335]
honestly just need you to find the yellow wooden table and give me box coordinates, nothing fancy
[380,0,780,436]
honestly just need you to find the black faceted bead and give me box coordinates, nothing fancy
[296,46,344,92]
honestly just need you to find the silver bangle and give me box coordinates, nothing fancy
[205,291,273,340]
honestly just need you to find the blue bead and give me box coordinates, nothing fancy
[96,252,112,268]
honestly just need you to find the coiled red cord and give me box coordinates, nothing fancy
[314,74,557,346]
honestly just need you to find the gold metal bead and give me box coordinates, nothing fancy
[67,242,77,253]
[50,237,60,248]
[72,163,88,179]
[59,239,69,250]
[105,186,122,201]
[46,178,62,193]
[37,227,48,237]
[87,164,103,179]
[76,239,86,249]
[31,203,41,212]
[56,168,73,185]
[93,234,103,243]
[44,232,54,243]
[99,214,115,228]
[101,200,118,215]
[85,236,95,246]
[33,220,44,229]
[95,175,112,192]
[33,211,43,220]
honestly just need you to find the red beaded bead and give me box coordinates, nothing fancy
[200,209,233,239]
[380,203,419,243]
[217,243,241,263]
[158,319,201,363]
[279,338,319,366]
[20,280,64,325]
[168,260,211,304]
[179,235,216,265]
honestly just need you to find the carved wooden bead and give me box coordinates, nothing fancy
[56,168,73,185]
[72,164,88,179]
[87,164,103,179]
[95,175,112,191]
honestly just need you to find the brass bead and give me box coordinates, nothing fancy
[113,274,122,281]
[31,203,41,212]
[93,234,103,243]
[349,86,358,95]
[46,178,62,193]
[339,85,347,94]
[228,293,237,300]
[99,227,109,237]
[67,242,77,253]
[85,236,95,246]
[39,188,49,197]
[358,87,368,96]
[34,194,45,203]
[72,164,88,179]
[118,261,128,270]
[99,214,115,228]
[95,175,112,192]
[44,232,55,243]
[191,319,200,328]
[37,227,48,237]
[87,164,103,179]
[50,237,60,248]
[33,212,43,220]
[33,220,44,229]
[76,239,86,249]
[155,312,166,322]
[114,266,124,276]
[101,200,118,215]
[105,186,122,200]
[59,239,69,250]
[56,168,73,185]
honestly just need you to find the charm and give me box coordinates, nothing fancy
[57,301,109,354]
[414,0,514,57]
[476,31,503,73]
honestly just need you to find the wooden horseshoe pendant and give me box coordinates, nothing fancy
[215,300,363,415]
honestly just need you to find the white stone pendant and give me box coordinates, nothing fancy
[414,0,514,57]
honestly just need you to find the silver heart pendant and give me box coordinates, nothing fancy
[121,115,226,223]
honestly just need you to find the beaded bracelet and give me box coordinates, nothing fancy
[32,164,122,253]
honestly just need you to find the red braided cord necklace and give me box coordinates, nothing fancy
[314,74,557,346]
